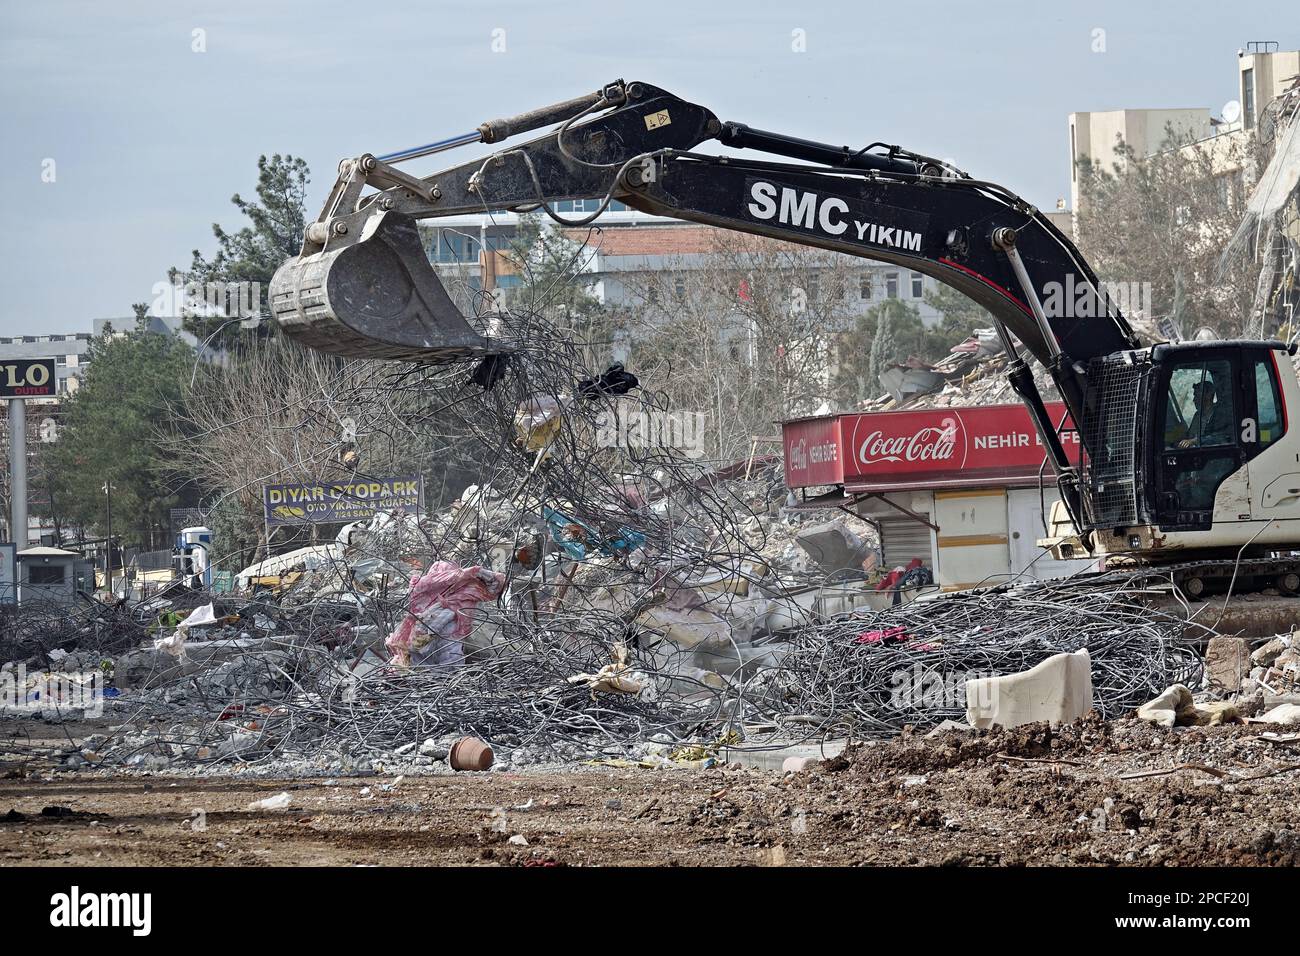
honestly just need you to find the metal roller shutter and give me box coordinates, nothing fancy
[879,515,934,570]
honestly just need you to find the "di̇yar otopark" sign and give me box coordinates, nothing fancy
[262,476,422,526]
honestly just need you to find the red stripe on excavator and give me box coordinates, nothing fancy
[1272,350,1289,433]
[938,257,1034,318]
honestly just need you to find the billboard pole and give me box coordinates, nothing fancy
[3,358,57,549]
[8,398,27,549]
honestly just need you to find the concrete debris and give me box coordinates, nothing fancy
[965,649,1093,730]
[860,332,1048,412]
[1137,684,1194,728]
[1137,685,1242,728]
[1252,633,1293,666]
[1204,636,1252,693]
[795,518,873,572]
[247,792,292,811]
[1255,702,1300,726]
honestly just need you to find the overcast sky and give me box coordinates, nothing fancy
[0,0,1290,335]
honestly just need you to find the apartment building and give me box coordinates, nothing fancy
[425,205,947,326]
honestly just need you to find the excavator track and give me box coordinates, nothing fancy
[1073,556,1300,600]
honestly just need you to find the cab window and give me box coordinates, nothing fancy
[1253,358,1284,450]
[1163,359,1236,450]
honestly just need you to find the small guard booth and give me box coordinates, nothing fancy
[782,402,1097,590]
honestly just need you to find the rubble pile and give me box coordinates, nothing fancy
[863,312,1175,412]
[752,572,1207,735]
[0,307,1242,777]
[862,329,1063,411]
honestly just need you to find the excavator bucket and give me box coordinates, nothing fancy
[269,211,499,363]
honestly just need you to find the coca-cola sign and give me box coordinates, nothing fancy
[782,402,1080,489]
[856,417,960,466]
[782,415,843,486]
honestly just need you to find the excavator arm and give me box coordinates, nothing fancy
[270,80,1143,524]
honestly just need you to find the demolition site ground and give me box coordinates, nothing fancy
[4,716,1298,867]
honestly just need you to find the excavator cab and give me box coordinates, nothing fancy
[1076,339,1296,543]
[1147,342,1291,531]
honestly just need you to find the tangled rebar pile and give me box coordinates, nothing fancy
[110,624,730,770]
[0,596,157,664]
[747,573,1208,736]
[72,566,1214,773]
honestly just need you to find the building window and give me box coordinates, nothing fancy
[860,277,872,300]
[674,278,686,300]
[432,231,479,263]
[1242,68,1256,130]
[553,198,618,214]
[807,274,819,301]
[885,273,899,298]
[29,565,65,585]
[911,272,924,298]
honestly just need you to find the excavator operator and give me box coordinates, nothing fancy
[1178,377,1233,448]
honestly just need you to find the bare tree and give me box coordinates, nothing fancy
[1076,126,1269,338]
[615,231,862,462]
[170,336,463,562]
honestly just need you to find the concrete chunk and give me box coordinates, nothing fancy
[965,649,1093,730]
[795,519,870,572]
[1252,634,1292,666]
[1137,685,1241,727]
[1257,702,1300,726]
[1205,636,1251,693]
[1137,684,1193,728]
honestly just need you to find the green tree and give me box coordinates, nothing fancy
[507,213,603,322]
[36,332,197,551]
[922,283,996,349]
[175,153,311,343]
[867,303,897,386]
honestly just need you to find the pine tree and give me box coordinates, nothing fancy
[868,306,896,387]
[175,154,311,344]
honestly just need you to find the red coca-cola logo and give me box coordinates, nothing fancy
[855,416,962,467]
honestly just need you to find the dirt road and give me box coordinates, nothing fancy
[3,716,1298,866]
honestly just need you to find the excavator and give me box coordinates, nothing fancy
[270,79,1300,598]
